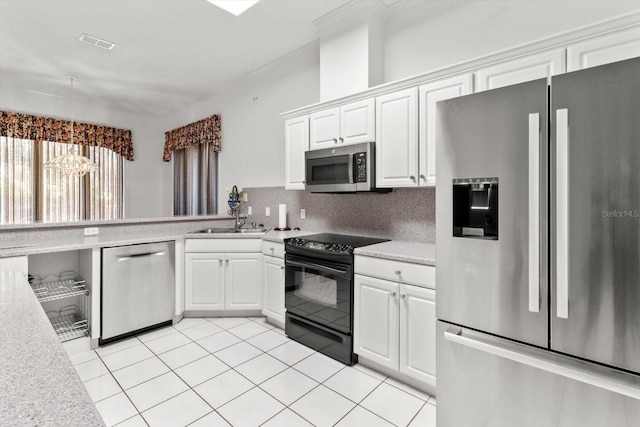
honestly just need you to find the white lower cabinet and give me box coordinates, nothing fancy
[354,274,399,369]
[184,239,262,312]
[399,284,436,385]
[185,253,224,311]
[354,263,436,389]
[224,254,262,310]
[261,241,285,327]
[262,255,285,325]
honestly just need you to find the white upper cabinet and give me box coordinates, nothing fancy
[418,74,473,186]
[375,88,418,188]
[309,107,340,149]
[567,26,640,71]
[340,99,376,145]
[309,99,375,150]
[476,48,565,91]
[284,116,309,190]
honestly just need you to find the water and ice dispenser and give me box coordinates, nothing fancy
[453,177,498,239]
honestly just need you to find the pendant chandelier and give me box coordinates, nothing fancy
[43,75,98,177]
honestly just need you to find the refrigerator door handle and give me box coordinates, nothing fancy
[556,108,570,319]
[444,326,640,399]
[528,113,540,313]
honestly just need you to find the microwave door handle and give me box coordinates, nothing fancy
[348,153,355,183]
[286,259,349,276]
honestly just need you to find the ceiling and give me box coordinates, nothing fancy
[0,0,358,116]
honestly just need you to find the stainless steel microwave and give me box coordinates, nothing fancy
[304,141,388,193]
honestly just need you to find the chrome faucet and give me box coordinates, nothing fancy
[233,203,246,229]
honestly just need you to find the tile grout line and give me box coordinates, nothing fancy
[81,317,433,427]
[110,317,282,426]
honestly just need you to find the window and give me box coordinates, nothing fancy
[0,136,123,224]
[173,143,217,216]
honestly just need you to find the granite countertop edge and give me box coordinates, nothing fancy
[0,271,105,426]
[1,229,435,265]
[354,240,436,266]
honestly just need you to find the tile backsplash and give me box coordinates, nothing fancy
[237,187,435,243]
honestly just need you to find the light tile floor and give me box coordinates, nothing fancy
[71,317,436,427]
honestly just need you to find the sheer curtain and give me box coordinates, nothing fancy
[173,143,217,215]
[0,136,123,224]
[0,137,35,224]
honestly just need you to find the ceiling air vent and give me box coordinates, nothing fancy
[78,33,115,50]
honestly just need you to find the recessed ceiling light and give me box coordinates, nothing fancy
[206,0,260,16]
[79,33,115,50]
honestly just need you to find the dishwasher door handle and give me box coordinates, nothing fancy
[117,251,166,261]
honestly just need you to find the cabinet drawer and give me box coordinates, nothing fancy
[262,241,285,259]
[355,255,435,289]
[185,239,262,253]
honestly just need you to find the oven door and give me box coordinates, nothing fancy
[305,149,356,193]
[285,253,353,334]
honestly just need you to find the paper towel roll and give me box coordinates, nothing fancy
[278,204,287,229]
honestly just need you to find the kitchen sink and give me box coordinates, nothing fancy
[193,228,267,234]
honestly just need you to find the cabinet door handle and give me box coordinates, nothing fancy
[390,292,397,297]
[270,247,275,253]
[218,259,223,265]
[339,137,344,143]
[225,259,229,265]
[409,175,416,180]
[280,266,285,270]
[420,174,426,179]
[401,294,406,299]
[395,270,401,275]
[333,138,338,143]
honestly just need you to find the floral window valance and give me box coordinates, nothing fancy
[163,114,221,162]
[0,110,134,161]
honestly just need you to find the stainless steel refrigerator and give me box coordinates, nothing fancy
[436,57,640,427]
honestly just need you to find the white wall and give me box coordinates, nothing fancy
[158,45,320,215]
[384,0,640,81]
[0,87,167,218]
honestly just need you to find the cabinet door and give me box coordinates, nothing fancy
[185,253,224,311]
[375,88,419,188]
[340,98,375,145]
[399,284,436,386]
[418,74,472,186]
[309,107,340,150]
[262,255,285,324]
[354,274,399,370]
[285,116,309,190]
[225,253,262,310]
[567,26,640,71]
[476,48,564,91]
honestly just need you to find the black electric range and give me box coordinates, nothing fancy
[284,233,389,365]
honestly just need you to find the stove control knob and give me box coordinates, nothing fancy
[289,238,304,246]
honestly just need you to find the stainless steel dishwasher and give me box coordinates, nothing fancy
[101,241,175,342]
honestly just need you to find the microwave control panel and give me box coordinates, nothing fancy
[355,152,367,183]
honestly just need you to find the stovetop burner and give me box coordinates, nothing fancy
[286,233,389,255]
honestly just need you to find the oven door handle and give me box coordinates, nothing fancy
[286,259,349,276]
